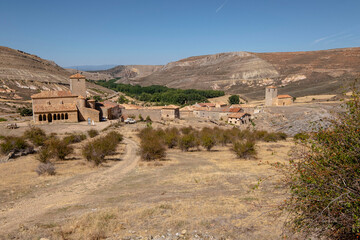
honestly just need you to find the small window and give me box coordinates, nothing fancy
[65,113,68,119]
[54,114,57,120]
[39,115,42,121]
[43,114,46,121]
[61,113,64,120]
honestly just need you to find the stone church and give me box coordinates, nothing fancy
[31,73,101,124]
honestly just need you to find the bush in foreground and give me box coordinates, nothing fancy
[282,89,360,239]
[0,136,29,154]
[24,126,47,146]
[36,162,56,176]
[82,131,123,166]
[87,129,99,138]
[63,133,87,144]
[232,140,256,159]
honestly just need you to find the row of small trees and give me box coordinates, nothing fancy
[139,126,287,161]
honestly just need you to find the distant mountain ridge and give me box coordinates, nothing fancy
[65,64,117,71]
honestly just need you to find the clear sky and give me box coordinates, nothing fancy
[1,0,360,67]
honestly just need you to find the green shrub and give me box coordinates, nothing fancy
[164,128,179,148]
[46,137,73,160]
[63,133,87,144]
[232,140,257,159]
[0,136,29,154]
[17,107,32,116]
[23,126,47,146]
[37,146,53,163]
[200,128,216,151]
[145,116,152,122]
[179,133,197,151]
[228,95,240,105]
[138,114,144,121]
[276,132,287,140]
[140,136,166,161]
[281,88,360,239]
[0,117,7,122]
[293,132,309,141]
[87,129,99,138]
[263,132,279,142]
[82,131,123,165]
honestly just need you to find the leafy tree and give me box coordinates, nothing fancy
[117,95,128,104]
[92,95,102,102]
[17,107,32,116]
[282,88,360,239]
[228,95,240,105]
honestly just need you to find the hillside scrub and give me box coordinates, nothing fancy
[281,89,360,239]
[82,131,123,166]
[139,128,166,161]
[232,140,257,159]
[63,133,87,144]
[87,129,99,138]
[23,126,47,146]
[0,136,30,154]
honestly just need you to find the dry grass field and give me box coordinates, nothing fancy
[0,121,293,239]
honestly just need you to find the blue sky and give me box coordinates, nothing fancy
[1,0,360,66]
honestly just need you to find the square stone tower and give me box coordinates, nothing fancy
[70,73,87,98]
[265,86,278,106]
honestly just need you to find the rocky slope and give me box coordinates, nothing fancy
[0,46,114,101]
[132,48,360,99]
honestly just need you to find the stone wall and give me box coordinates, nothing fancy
[122,109,161,121]
[277,98,293,106]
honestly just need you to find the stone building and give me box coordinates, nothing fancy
[31,73,101,124]
[228,113,251,126]
[265,86,293,106]
[265,86,278,106]
[98,101,122,120]
[277,95,293,106]
[161,105,180,120]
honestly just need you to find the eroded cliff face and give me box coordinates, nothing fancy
[132,48,360,99]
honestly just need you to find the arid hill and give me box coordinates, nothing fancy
[126,48,360,99]
[0,46,114,100]
[97,65,163,82]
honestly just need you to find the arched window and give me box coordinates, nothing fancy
[61,113,64,120]
[43,114,46,121]
[65,113,68,119]
[48,113,52,122]
[39,115,42,121]
[57,113,60,120]
[54,114,57,120]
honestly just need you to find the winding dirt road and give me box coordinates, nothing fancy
[0,137,140,234]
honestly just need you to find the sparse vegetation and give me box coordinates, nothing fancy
[63,133,87,144]
[282,88,360,239]
[17,107,33,116]
[82,131,123,166]
[232,140,257,159]
[139,128,166,161]
[35,162,56,176]
[24,126,47,146]
[87,129,99,138]
[0,117,7,122]
[117,95,129,104]
[46,137,74,160]
[0,136,30,154]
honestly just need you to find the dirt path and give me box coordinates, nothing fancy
[0,137,140,234]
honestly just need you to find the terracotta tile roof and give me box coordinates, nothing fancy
[266,85,277,89]
[101,101,119,108]
[193,107,208,111]
[277,94,292,99]
[229,107,242,113]
[31,91,77,99]
[162,105,180,110]
[69,73,86,79]
[228,113,250,118]
[33,103,77,113]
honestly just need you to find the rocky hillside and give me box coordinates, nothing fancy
[132,48,360,99]
[98,65,163,82]
[0,46,114,101]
